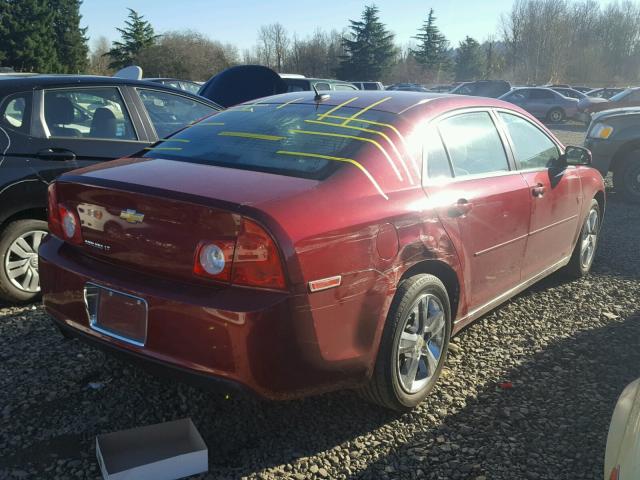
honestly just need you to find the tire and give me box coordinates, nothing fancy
[546,108,565,123]
[613,153,640,204]
[0,219,48,303]
[565,199,600,278]
[360,274,451,411]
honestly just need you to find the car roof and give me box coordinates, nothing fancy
[245,90,522,117]
[295,78,354,84]
[146,77,199,83]
[0,74,202,95]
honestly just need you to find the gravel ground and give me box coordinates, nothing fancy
[2,124,639,480]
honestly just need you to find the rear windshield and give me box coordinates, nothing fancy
[142,102,402,180]
[609,88,631,102]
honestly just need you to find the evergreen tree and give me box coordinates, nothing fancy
[411,9,450,79]
[455,36,484,81]
[51,0,88,73]
[338,5,396,80]
[107,9,158,70]
[0,2,8,64]
[0,0,60,72]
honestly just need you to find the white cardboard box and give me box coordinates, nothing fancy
[96,418,208,480]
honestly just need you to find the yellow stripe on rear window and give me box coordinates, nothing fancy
[276,150,388,199]
[218,131,284,141]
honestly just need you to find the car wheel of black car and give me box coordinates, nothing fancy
[565,199,601,278]
[613,153,640,204]
[0,219,48,303]
[361,274,451,411]
[546,108,565,123]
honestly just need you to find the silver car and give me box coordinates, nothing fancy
[499,87,579,123]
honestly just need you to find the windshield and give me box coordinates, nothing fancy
[142,102,404,180]
[609,89,632,102]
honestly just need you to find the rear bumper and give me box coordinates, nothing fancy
[39,236,373,400]
[50,316,252,395]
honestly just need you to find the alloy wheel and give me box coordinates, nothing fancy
[580,208,599,269]
[396,293,446,394]
[4,230,47,293]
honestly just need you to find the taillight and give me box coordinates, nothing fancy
[59,205,82,244]
[47,183,63,238]
[193,218,286,290]
[47,184,83,244]
[194,240,235,282]
[232,218,286,290]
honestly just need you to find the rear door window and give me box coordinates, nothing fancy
[1,93,30,131]
[529,89,554,100]
[423,128,453,181]
[137,89,218,138]
[438,111,509,177]
[314,82,331,91]
[43,87,136,140]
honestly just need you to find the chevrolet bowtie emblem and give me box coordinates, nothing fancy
[119,209,145,224]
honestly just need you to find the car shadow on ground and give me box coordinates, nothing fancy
[548,121,588,133]
[352,311,640,479]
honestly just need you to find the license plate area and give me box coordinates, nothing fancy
[84,283,148,347]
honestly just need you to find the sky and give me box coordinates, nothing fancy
[80,0,519,52]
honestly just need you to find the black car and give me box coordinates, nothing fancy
[584,107,640,203]
[0,75,221,302]
[449,80,511,98]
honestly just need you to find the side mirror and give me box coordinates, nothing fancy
[562,145,592,166]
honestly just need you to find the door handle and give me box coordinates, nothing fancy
[532,183,546,197]
[37,148,76,161]
[448,198,473,217]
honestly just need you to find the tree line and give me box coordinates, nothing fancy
[0,0,88,73]
[2,1,640,86]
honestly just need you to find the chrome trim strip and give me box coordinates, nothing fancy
[454,255,571,326]
[32,89,50,138]
[83,283,148,347]
[422,167,519,186]
[473,214,578,257]
[529,214,578,237]
[474,233,529,257]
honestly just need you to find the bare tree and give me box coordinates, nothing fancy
[136,30,238,81]
[255,23,289,72]
[88,36,112,75]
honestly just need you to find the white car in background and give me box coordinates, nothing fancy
[605,378,640,479]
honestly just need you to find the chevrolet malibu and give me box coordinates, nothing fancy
[39,91,605,411]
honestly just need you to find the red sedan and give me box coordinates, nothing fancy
[39,91,604,411]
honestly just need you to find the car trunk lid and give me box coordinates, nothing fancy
[55,157,317,283]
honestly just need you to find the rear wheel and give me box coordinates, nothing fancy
[565,199,600,278]
[613,152,640,203]
[0,219,48,303]
[361,274,451,411]
[546,108,565,123]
